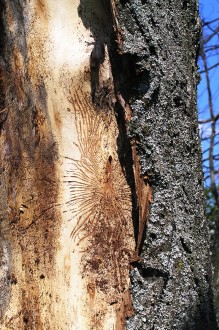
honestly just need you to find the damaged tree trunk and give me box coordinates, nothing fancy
[0,0,217,329]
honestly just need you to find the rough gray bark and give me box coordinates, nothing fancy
[112,0,218,329]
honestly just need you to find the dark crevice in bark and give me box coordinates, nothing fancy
[180,237,192,254]
[119,0,128,6]
[90,42,105,103]
[113,53,139,101]
[137,219,147,254]
[137,265,169,283]
[182,1,189,10]
[109,42,141,247]
[114,100,139,246]
[109,41,152,255]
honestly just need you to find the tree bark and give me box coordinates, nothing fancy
[113,1,218,329]
[0,0,217,329]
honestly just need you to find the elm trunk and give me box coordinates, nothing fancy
[0,0,217,329]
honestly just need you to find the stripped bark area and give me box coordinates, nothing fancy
[0,1,153,329]
[63,83,135,329]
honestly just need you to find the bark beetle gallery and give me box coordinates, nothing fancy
[65,85,135,306]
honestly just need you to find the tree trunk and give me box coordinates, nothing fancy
[0,0,217,329]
